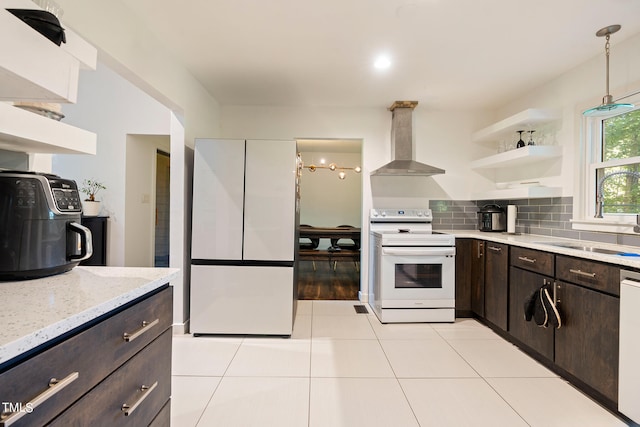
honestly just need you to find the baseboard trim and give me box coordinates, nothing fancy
[172,321,189,335]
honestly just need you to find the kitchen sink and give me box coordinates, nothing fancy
[537,241,640,256]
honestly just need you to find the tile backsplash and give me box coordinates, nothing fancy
[429,200,478,230]
[430,197,640,248]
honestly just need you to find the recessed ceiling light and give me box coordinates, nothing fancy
[374,55,391,70]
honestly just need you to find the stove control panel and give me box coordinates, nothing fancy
[370,208,433,222]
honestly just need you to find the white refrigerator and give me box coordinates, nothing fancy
[190,138,299,335]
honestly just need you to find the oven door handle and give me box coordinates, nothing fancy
[382,247,455,256]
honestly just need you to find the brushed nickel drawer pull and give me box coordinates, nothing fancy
[121,381,158,416]
[123,319,159,342]
[488,246,502,252]
[0,372,79,427]
[518,256,536,264]
[569,268,597,278]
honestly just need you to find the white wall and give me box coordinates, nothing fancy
[54,63,171,265]
[174,125,192,333]
[221,105,487,300]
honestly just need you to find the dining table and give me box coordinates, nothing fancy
[298,226,361,242]
[298,226,361,271]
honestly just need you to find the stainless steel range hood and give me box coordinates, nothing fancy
[371,101,445,176]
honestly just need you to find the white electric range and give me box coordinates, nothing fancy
[369,208,456,323]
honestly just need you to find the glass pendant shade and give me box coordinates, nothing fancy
[583,98,634,117]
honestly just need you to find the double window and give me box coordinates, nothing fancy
[583,102,640,229]
[594,109,640,214]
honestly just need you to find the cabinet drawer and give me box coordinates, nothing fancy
[510,246,554,276]
[48,329,172,427]
[555,255,619,296]
[0,286,172,427]
[149,400,171,427]
[485,241,508,254]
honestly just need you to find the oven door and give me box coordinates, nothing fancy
[379,246,455,308]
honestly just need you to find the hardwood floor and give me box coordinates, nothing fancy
[297,260,360,300]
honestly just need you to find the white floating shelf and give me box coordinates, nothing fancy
[0,102,96,155]
[472,108,559,144]
[470,145,562,169]
[60,27,98,70]
[473,186,563,200]
[0,1,97,103]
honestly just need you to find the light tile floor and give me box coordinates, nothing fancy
[171,300,629,427]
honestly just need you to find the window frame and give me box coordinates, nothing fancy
[573,94,640,234]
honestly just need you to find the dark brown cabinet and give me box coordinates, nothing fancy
[49,329,172,427]
[455,239,485,317]
[555,255,620,296]
[81,216,108,266]
[0,286,173,427]
[511,246,554,276]
[455,239,473,316]
[484,241,509,330]
[555,264,620,405]
[508,266,554,360]
[508,246,556,360]
[471,240,485,317]
[476,241,623,411]
[555,281,620,404]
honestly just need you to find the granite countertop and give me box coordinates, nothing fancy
[450,230,640,270]
[0,266,179,367]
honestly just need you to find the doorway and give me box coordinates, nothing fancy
[124,134,170,266]
[296,139,363,300]
[155,150,170,267]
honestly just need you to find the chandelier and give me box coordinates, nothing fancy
[300,156,361,180]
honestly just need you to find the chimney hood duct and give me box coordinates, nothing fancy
[371,101,445,176]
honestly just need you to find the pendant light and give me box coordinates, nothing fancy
[583,25,634,117]
[301,157,362,180]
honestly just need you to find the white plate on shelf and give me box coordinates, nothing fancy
[495,181,542,190]
[516,181,542,187]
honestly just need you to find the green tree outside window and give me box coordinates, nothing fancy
[600,109,640,214]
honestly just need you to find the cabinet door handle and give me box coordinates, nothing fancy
[0,372,79,427]
[478,242,484,258]
[547,280,560,304]
[518,256,536,264]
[569,269,596,278]
[123,319,159,342]
[488,246,502,252]
[121,381,158,416]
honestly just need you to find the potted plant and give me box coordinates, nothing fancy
[80,178,106,216]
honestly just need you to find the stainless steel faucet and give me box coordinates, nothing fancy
[595,170,640,220]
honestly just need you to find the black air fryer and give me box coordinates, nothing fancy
[0,171,92,280]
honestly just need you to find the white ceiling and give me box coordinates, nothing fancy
[120,0,640,110]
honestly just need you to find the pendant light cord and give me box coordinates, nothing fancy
[615,89,640,103]
[603,27,639,104]
[604,34,611,98]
